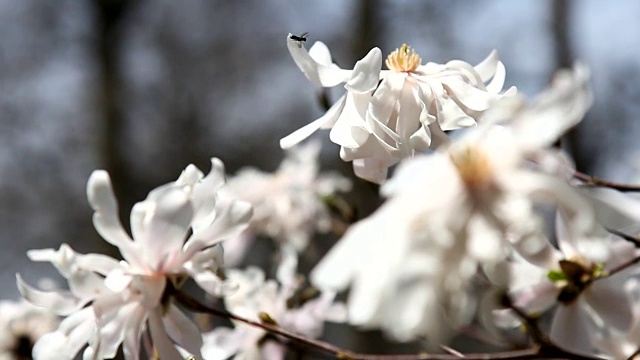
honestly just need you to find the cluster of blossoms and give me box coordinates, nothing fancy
[221,141,351,265]
[11,34,640,360]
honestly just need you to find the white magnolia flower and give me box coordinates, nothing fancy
[312,123,594,344]
[507,213,639,355]
[222,141,351,265]
[17,159,252,360]
[202,249,346,360]
[282,34,515,183]
[0,299,59,360]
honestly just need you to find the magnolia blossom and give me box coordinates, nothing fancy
[221,141,351,265]
[282,34,515,183]
[507,213,639,355]
[311,123,595,345]
[0,299,59,360]
[202,249,346,360]
[17,159,252,360]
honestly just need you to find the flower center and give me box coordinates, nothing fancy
[547,257,606,305]
[450,145,494,191]
[385,44,421,72]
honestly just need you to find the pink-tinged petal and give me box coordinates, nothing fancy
[122,305,148,360]
[260,340,287,360]
[550,303,593,354]
[87,171,140,261]
[345,47,382,93]
[16,274,85,316]
[286,35,350,87]
[510,281,559,315]
[148,309,183,360]
[586,279,633,331]
[280,94,346,149]
[132,185,193,270]
[163,304,203,359]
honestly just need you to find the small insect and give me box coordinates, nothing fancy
[289,32,309,48]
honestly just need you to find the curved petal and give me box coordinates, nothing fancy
[33,309,95,360]
[163,304,204,359]
[286,35,350,87]
[190,270,238,297]
[148,309,183,360]
[182,200,252,260]
[190,158,227,232]
[280,94,347,149]
[16,274,85,316]
[87,171,138,257]
[345,47,382,93]
[132,185,194,270]
[123,305,148,360]
[550,303,593,354]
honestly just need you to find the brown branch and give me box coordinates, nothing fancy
[173,289,604,360]
[573,171,640,192]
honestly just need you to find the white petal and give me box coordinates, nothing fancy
[87,171,139,259]
[286,35,350,87]
[190,270,238,297]
[163,305,203,359]
[182,200,252,260]
[586,279,633,331]
[279,94,346,149]
[550,303,593,354]
[190,158,226,231]
[122,305,148,360]
[132,185,194,270]
[148,310,183,360]
[345,47,382,93]
[16,274,84,315]
[308,41,333,65]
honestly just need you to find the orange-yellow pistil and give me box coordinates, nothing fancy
[385,44,422,73]
[450,145,494,192]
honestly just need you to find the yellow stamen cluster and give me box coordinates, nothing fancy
[450,146,494,191]
[385,44,422,73]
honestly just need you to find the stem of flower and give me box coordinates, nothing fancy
[173,289,605,360]
[573,171,640,192]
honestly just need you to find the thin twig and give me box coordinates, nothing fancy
[605,227,640,248]
[174,289,604,360]
[573,171,640,192]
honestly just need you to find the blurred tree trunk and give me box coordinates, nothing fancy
[94,0,135,229]
[551,0,587,172]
